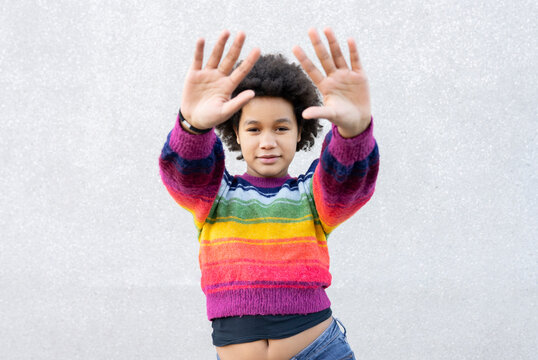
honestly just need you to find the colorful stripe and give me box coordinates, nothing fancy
[158,115,379,319]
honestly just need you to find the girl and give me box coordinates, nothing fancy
[159,27,379,360]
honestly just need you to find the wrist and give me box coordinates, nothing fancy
[337,116,372,138]
[179,109,212,134]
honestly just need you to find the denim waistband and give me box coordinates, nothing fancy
[216,317,349,360]
[290,316,347,359]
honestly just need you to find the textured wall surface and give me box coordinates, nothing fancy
[1,0,536,359]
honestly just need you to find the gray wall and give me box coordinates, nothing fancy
[1,0,536,359]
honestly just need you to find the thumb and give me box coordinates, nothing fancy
[302,106,336,121]
[221,90,255,119]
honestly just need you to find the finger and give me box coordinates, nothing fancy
[229,47,261,86]
[190,38,205,71]
[219,31,246,75]
[302,106,336,121]
[347,37,363,71]
[292,45,324,86]
[308,28,337,75]
[205,29,230,69]
[221,90,255,119]
[323,27,348,69]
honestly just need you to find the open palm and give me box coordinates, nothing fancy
[181,30,260,130]
[292,28,372,138]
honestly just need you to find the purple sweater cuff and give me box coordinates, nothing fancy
[328,116,375,166]
[168,113,216,160]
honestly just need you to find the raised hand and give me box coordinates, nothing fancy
[292,27,372,138]
[181,30,261,130]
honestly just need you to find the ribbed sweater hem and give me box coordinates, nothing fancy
[206,287,331,320]
[169,113,216,159]
[329,116,375,165]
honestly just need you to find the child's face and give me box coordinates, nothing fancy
[235,97,301,178]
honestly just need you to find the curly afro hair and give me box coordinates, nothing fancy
[216,53,323,160]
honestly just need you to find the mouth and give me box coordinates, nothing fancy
[257,155,280,164]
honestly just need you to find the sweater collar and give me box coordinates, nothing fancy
[238,172,292,188]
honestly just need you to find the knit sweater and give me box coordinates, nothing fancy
[159,113,379,320]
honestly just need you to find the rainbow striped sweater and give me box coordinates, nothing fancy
[159,113,379,320]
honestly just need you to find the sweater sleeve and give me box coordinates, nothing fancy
[312,116,379,235]
[158,113,225,231]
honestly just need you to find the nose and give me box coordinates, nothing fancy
[259,131,276,149]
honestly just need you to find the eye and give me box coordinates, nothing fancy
[246,128,260,133]
[276,127,290,132]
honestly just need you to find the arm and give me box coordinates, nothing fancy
[313,118,379,235]
[158,113,224,230]
[293,27,379,235]
[158,30,260,231]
